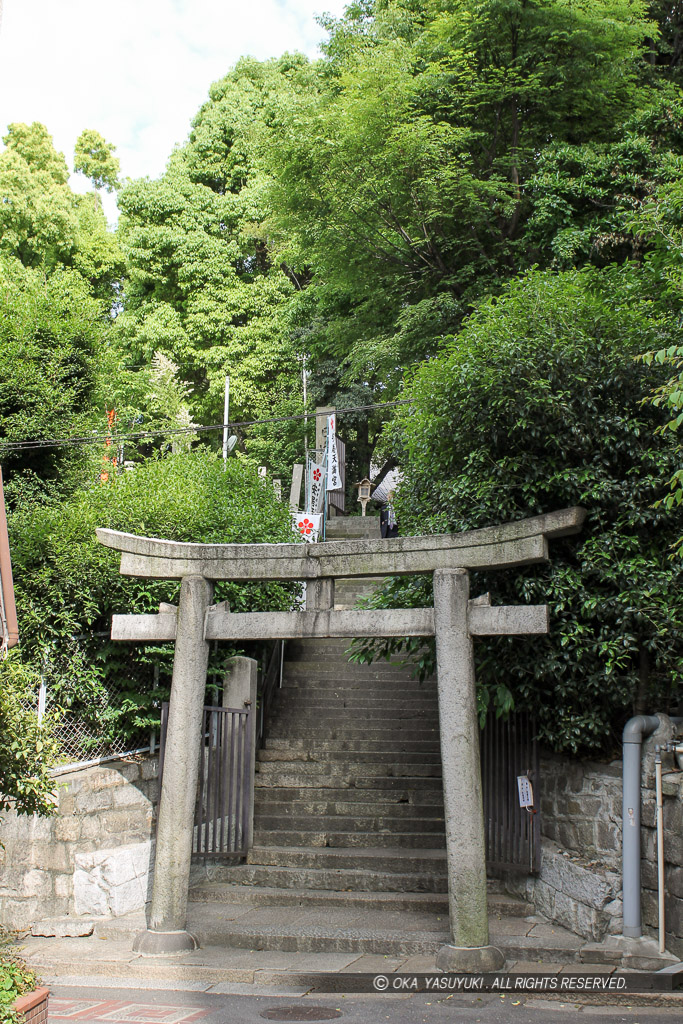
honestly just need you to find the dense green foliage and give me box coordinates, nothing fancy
[0,947,40,1024]
[353,270,683,752]
[0,656,58,816]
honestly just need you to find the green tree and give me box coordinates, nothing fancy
[115,58,309,479]
[74,128,120,192]
[0,123,122,293]
[0,257,105,503]
[355,269,683,754]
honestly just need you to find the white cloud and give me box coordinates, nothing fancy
[0,0,348,196]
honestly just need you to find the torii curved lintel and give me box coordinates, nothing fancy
[96,506,585,582]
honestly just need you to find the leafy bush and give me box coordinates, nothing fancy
[357,269,683,755]
[0,657,58,816]
[7,449,299,748]
[0,950,39,1024]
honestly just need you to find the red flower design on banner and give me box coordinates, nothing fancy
[298,518,315,536]
[313,468,321,481]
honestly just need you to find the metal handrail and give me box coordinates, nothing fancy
[257,638,284,750]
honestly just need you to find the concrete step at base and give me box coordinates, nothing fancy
[188,884,451,913]
[252,830,446,849]
[209,862,448,893]
[185,905,449,956]
[246,844,447,874]
[187,883,531,919]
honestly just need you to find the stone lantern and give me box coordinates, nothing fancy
[356,477,373,516]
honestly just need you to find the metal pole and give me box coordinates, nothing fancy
[222,377,230,469]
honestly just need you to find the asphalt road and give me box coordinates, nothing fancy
[48,984,683,1024]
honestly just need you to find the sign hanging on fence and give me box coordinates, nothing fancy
[291,512,323,543]
[327,414,342,491]
[307,459,326,514]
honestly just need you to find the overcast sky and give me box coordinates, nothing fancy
[0,0,347,217]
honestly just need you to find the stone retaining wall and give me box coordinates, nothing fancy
[0,756,159,931]
[509,726,683,957]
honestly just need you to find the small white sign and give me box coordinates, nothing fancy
[291,512,323,543]
[308,458,326,514]
[517,775,534,808]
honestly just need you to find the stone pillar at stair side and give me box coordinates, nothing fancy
[305,577,334,611]
[133,574,214,955]
[223,656,258,850]
[432,568,505,973]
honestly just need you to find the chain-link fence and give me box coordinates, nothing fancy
[18,634,266,769]
[17,634,173,766]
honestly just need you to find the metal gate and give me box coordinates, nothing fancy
[159,702,252,860]
[481,710,541,875]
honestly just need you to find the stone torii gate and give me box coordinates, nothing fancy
[97,506,585,970]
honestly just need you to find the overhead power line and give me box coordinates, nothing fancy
[0,399,414,455]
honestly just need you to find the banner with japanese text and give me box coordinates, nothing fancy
[327,413,342,491]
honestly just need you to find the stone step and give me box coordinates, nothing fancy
[265,727,441,741]
[188,884,451,913]
[187,883,529,919]
[253,786,444,806]
[183,904,449,956]
[264,738,442,752]
[246,844,447,873]
[255,763,442,782]
[271,695,438,709]
[281,680,436,694]
[253,799,444,817]
[255,774,443,792]
[253,813,445,832]
[211,862,448,893]
[269,710,440,725]
[283,663,423,679]
[257,749,441,765]
[252,830,446,849]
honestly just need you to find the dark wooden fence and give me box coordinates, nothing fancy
[481,710,541,875]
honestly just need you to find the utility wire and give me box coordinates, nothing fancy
[0,399,414,455]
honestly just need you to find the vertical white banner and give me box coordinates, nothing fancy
[327,413,342,491]
[308,458,326,514]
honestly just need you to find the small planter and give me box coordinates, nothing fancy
[12,987,49,1024]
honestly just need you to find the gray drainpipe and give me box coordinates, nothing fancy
[622,714,661,937]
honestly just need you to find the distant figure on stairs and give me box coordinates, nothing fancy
[380,490,399,539]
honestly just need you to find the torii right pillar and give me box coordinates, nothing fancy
[433,568,548,972]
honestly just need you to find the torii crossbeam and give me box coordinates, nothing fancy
[98,506,585,969]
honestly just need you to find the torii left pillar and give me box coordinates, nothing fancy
[133,574,213,955]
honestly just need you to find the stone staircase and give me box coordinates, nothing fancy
[186,518,543,957]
